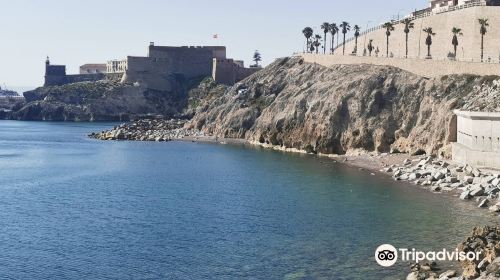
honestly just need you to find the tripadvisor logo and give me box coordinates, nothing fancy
[374,244,480,267]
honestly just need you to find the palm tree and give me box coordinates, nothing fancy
[478,18,489,62]
[314,34,322,54]
[329,23,339,54]
[302,27,314,53]
[451,27,463,59]
[321,22,330,54]
[423,27,436,58]
[403,18,414,58]
[367,39,374,56]
[382,22,395,57]
[353,25,361,55]
[253,50,262,67]
[340,21,351,55]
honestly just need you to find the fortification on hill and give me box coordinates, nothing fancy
[44,43,260,89]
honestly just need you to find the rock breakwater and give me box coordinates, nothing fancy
[388,156,500,214]
[89,119,205,141]
[407,226,500,279]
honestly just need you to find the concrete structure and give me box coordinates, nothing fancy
[107,59,127,73]
[337,4,500,63]
[452,110,500,169]
[212,59,261,85]
[44,57,106,86]
[79,64,107,74]
[299,53,500,77]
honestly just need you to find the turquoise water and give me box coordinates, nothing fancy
[0,121,496,279]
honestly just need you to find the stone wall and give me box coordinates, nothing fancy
[123,46,228,90]
[337,6,500,62]
[212,59,262,85]
[452,110,500,169]
[300,53,500,77]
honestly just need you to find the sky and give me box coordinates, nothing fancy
[0,0,426,90]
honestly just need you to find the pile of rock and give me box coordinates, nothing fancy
[385,156,500,213]
[457,226,500,279]
[407,226,500,280]
[406,262,456,280]
[89,119,206,142]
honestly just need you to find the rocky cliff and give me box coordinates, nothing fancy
[9,75,205,121]
[188,57,500,157]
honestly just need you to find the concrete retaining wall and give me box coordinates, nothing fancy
[300,53,500,77]
[338,6,500,62]
[452,110,500,169]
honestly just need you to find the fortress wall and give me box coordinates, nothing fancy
[66,73,105,84]
[339,6,500,62]
[300,53,500,77]
[212,59,262,85]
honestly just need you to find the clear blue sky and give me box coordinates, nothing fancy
[0,0,426,89]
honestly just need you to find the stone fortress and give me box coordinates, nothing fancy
[44,43,261,88]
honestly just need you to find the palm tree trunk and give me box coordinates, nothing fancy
[405,33,409,58]
[454,45,457,58]
[343,33,346,55]
[355,37,358,55]
[331,35,334,54]
[323,33,327,54]
[427,45,431,57]
[481,34,484,62]
[386,35,389,57]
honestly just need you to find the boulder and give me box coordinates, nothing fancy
[478,199,490,208]
[470,185,485,197]
[460,191,472,200]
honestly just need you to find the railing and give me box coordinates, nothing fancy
[331,0,487,52]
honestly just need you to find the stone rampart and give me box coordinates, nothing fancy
[300,53,500,77]
[337,6,500,62]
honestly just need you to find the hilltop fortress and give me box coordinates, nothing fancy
[44,43,260,89]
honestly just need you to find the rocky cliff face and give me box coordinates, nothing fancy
[188,57,500,157]
[10,75,205,121]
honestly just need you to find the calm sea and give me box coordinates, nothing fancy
[0,121,495,279]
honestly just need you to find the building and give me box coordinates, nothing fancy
[452,110,500,169]
[212,59,261,85]
[107,59,127,73]
[43,43,261,88]
[80,64,107,74]
[123,43,260,89]
[44,57,105,87]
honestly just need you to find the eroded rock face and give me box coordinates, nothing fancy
[11,75,208,121]
[189,57,500,157]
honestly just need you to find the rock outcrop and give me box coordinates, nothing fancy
[188,57,500,158]
[9,75,209,121]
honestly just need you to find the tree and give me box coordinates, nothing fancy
[451,27,463,59]
[423,27,436,58]
[403,18,414,58]
[382,22,395,57]
[329,23,339,54]
[253,50,262,67]
[321,22,330,54]
[478,18,489,62]
[353,25,361,55]
[302,27,314,53]
[367,39,374,56]
[340,21,351,55]
[313,34,322,54]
